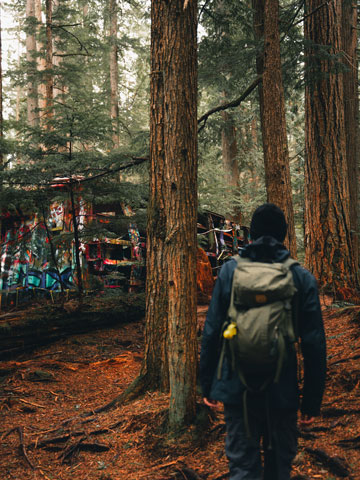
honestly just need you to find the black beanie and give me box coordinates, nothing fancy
[250,203,287,242]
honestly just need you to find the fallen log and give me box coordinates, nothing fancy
[0,293,145,360]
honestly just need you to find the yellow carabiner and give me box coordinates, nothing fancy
[223,322,237,339]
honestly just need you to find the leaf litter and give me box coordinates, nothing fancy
[1,302,360,479]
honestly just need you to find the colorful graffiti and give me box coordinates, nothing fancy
[0,199,145,299]
[0,210,76,292]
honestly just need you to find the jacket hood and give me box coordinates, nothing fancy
[241,235,290,263]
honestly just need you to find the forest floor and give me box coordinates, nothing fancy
[1,299,360,480]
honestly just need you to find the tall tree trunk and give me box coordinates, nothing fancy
[165,0,198,430]
[342,0,358,270]
[146,0,198,430]
[143,0,170,393]
[52,0,64,101]
[109,0,119,148]
[0,10,3,165]
[45,0,53,122]
[16,26,22,123]
[35,0,47,115]
[304,0,357,298]
[221,108,241,222]
[252,0,296,257]
[26,0,39,126]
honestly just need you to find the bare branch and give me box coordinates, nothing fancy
[6,156,149,188]
[54,25,89,55]
[52,23,82,28]
[293,1,329,29]
[53,53,92,57]
[197,76,262,132]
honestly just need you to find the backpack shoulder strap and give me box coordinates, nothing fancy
[235,254,251,265]
[281,256,300,339]
[281,257,299,269]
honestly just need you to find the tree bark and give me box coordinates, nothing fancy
[26,0,39,126]
[304,0,357,297]
[342,0,358,270]
[109,0,119,148]
[252,0,297,257]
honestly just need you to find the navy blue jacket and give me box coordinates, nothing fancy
[199,236,327,416]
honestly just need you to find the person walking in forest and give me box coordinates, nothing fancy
[199,203,326,480]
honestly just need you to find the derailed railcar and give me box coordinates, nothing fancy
[197,210,249,276]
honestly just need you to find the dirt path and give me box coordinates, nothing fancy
[1,303,360,479]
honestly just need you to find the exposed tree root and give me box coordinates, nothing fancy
[174,466,204,480]
[84,372,153,416]
[321,407,360,417]
[337,435,360,449]
[328,352,360,366]
[305,447,350,477]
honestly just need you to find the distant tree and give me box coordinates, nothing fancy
[304,0,357,297]
[35,0,47,114]
[221,108,240,221]
[26,0,38,126]
[45,0,53,121]
[252,0,296,256]
[109,0,119,148]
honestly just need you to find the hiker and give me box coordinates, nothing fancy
[199,203,326,480]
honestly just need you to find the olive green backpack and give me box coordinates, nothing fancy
[218,255,299,391]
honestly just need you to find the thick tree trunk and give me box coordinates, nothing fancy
[252,0,296,257]
[304,0,357,297]
[26,0,39,126]
[342,0,358,270]
[109,0,119,148]
[143,0,170,392]
[164,0,198,430]
[147,0,198,430]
